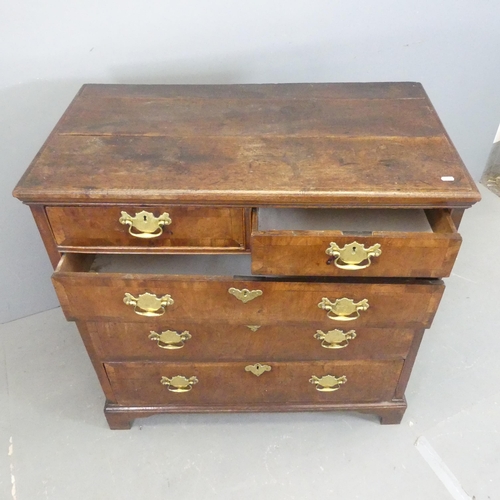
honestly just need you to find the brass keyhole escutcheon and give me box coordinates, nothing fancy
[228,288,263,303]
[246,325,261,332]
[245,363,271,377]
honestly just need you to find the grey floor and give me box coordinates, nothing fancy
[1,185,498,500]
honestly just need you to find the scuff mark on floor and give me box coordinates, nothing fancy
[415,436,472,500]
[9,436,17,500]
[451,272,478,284]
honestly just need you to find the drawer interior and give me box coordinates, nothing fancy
[256,208,452,234]
[59,253,253,276]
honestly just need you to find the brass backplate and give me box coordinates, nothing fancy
[160,375,198,392]
[245,363,271,376]
[314,329,356,349]
[228,288,263,303]
[318,297,369,321]
[309,374,347,392]
[326,241,381,269]
[149,330,191,349]
[123,292,174,316]
[119,210,171,238]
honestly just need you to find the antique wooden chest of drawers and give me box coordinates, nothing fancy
[13,83,480,429]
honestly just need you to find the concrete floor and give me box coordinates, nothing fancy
[1,184,498,500]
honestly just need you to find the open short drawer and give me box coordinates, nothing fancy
[251,208,461,277]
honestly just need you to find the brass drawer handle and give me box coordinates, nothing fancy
[119,210,171,239]
[228,287,263,303]
[314,329,356,349]
[149,330,191,349]
[245,363,271,376]
[123,292,174,317]
[326,242,381,270]
[160,375,198,393]
[318,297,369,321]
[309,375,347,392]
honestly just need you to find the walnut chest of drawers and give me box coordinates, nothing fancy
[13,83,480,429]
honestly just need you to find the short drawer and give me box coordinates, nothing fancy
[53,254,444,327]
[104,360,404,406]
[251,208,461,277]
[86,321,419,362]
[46,205,246,252]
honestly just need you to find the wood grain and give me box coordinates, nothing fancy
[104,359,404,406]
[52,254,444,327]
[46,205,246,251]
[13,83,480,207]
[252,209,462,277]
[57,94,442,138]
[103,399,408,429]
[87,321,419,362]
[29,205,61,268]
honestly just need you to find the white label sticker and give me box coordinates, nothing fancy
[494,123,500,143]
[441,176,455,182]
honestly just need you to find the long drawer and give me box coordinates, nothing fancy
[104,360,404,406]
[46,205,247,252]
[85,321,419,361]
[53,254,444,327]
[251,208,461,277]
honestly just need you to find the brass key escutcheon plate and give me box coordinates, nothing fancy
[245,363,271,377]
[246,325,261,332]
[228,288,263,303]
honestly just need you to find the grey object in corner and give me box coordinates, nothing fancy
[481,130,500,197]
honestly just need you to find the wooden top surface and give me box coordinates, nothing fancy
[14,83,480,207]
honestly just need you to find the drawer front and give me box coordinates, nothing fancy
[104,360,404,406]
[87,321,418,361]
[53,257,444,327]
[46,206,246,251]
[252,210,461,278]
